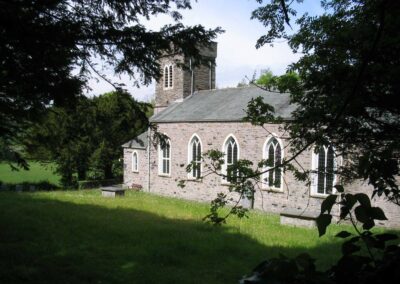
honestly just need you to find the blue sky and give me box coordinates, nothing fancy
[86,0,323,101]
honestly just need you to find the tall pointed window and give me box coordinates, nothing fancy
[168,65,173,87]
[312,146,336,195]
[223,136,239,183]
[158,139,171,175]
[164,66,169,88]
[163,64,173,89]
[263,137,283,190]
[188,135,202,179]
[132,151,138,172]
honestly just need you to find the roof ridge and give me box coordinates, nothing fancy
[194,85,257,95]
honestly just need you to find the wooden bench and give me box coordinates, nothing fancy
[101,186,125,198]
[280,208,319,228]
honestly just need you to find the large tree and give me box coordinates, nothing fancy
[249,0,400,202]
[0,0,220,166]
[26,91,149,186]
[198,1,400,281]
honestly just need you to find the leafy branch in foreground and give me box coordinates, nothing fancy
[1,0,222,166]
[240,189,399,284]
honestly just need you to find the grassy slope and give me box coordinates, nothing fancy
[0,162,60,185]
[0,189,375,284]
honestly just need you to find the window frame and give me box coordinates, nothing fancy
[158,138,171,177]
[221,134,240,184]
[187,134,203,180]
[262,135,284,191]
[310,145,337,197]
[163,64,174,90]
[132,151,139,173]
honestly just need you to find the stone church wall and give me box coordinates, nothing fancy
[123,148,148,189]
[123,121,400,228]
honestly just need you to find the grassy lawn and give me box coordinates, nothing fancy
[0,161,60,185]
[0,189,381,283]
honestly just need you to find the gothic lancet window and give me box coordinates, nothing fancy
[158,139,171,175]
[132,151,138,172]
[168,65,173,87]
[163,64,173,89]
[312,145,336,195]
[188,135,202,179]
[263,137,283,190]
[223,136,239,183]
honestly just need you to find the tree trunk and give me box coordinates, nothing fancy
[104,164,113,179]
[77,168,86,181]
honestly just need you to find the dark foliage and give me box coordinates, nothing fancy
[0,0,221,166]
[240,191,399,284]
[25,91,149,186]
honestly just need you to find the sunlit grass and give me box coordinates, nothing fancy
[0,161,60,185]
[0,189,381,283]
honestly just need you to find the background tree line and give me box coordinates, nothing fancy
[25,91,151,187]
[0,0,220,169]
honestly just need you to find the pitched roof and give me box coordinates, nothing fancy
[150,86,296,123]
[122,131,148,149]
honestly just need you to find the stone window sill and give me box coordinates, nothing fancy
[186,178,202,182]
[310,193,333,199]
[158,173,171,178]
[262,188,284,193]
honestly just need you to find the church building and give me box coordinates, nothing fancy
[122,43,399,228]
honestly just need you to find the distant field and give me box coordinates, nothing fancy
[0,161,60,185]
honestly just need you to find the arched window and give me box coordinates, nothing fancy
[312,146,336,195]
[158,139,171,175]
[163,64,173,89]
[164,66,169,88]
[263,136,283,190]
[168,65,173,87]
[188,135,202,179]
[132,151,138,172]
[223,135,239,183]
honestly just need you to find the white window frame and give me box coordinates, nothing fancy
[262,135,284,191]
[163,64,173,90]
[132,151,139,173]
[187,134,203,180]
[221,134,240,184]
[311,145,337,197]
[158,138,171,176]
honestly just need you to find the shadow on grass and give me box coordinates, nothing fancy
[0,192,341,284]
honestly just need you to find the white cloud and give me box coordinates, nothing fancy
[86,0,303,100]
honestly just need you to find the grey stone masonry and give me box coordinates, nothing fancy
[154,43,217,114]
[123,121,400,228]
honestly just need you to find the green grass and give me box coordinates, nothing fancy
[0,189,381,283]
[0,161,60,185]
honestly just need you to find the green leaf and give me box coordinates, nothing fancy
[321,194,337,214]
[334,184,344,193]
[339,206,349,219]
[336,231,352,238]
[354,205,369,224]
[316,214,332,237]
[344,194,357,210]
[355,193,371,208]
[363,219,375,230]
[370,207,387,220]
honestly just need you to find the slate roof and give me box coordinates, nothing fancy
[122,131,148,149]
[150,86,296,123]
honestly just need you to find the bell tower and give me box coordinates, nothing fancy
[154,42,217,114]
